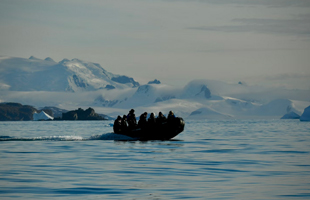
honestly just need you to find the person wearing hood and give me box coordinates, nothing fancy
[157,112,167,125]
[113,115,122,134]
[138,112,148,129]
[168,111,176,120]
[148,113,156,127]
[121,115,128,132]
[127,109,137,129]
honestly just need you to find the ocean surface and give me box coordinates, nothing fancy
[0,119,309,200]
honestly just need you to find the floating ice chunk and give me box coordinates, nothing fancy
[33,111,54,121]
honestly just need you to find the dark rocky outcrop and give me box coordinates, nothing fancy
[0,102,41,121]
[155,95,175,103]
[72,74,88,88]
[111,76,140,87]
[0,103,110,121]
[105,85,116,90]
[148,79,161,84]
[195,85,211,99]
[61,107,106,120]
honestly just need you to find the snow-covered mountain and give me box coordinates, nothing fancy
[0,56,139,92]
[93,79,310,119]
[94,83,178,108]
[1,56,309,120]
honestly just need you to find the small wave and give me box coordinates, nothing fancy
[89,133,137,141]
[0,135,84,141]
[0,136,12,139]
[103,123,114,127]
[0,133,137,141]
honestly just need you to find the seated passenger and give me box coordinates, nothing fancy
[127,109,137,129]
[138,112,148,129]
[167,110,176,120]
[121,115,128,131]
[148,113,156,127]
[157,112,167,125]
[113,115,122,134]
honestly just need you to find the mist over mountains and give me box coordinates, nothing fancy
[0,56,309,119]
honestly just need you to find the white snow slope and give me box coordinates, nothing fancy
[1,56,309,120]
[33,111,54,121]
[0,56,139,92]
[93,80,309,119]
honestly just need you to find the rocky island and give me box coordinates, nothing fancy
[0,102,109,121]
[58,107,106,120]
[0,103,52,121]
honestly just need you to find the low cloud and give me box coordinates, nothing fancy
[262,73,310,81]
[165,0,310,7]
[189,14,310,37]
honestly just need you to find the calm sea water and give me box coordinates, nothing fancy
[0,119,309,200]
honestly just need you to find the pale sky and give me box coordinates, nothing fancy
[0,0,310,88]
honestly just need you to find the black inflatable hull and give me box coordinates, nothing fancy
[115,117,185,140]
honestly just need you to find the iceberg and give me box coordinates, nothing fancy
[33,111,54,121]
[280,111,300,119]
[300,106,310,121]
[255,99,300,117]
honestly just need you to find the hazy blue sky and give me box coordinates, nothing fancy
[0,0,309,88]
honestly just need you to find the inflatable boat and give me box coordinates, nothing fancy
[114,117,185,140]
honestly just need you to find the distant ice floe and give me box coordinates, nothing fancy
[254,99,300,116]
[300,106,310,121]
